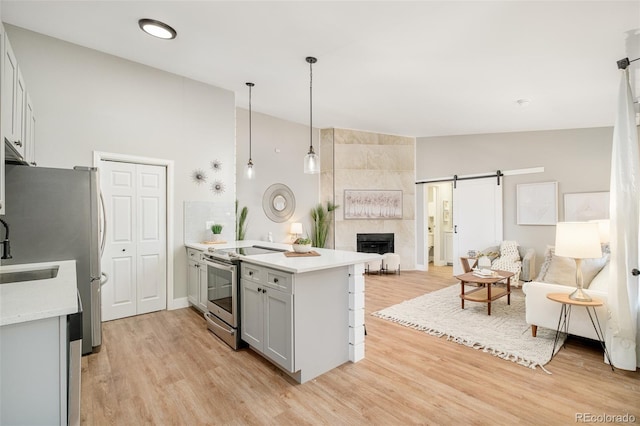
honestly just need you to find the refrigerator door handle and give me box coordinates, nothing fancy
[99,191,107,256]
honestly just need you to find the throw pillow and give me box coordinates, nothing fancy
[535,245,555,282]
[479,245,500,262]
[539,246,609,287]
[587,262,609,291]
[500,240,520,259]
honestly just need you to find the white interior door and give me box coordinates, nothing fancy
[452,178,503,276]
[101,160,167,321]
[136,164,167,315]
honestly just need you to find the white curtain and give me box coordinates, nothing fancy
[607,68,640,370]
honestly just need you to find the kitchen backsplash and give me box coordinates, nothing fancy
[184,201,235,243]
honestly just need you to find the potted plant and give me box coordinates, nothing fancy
[310,201,339,248]
[211,224,224,242]
[292,237,312,253]
[236,200,248,241]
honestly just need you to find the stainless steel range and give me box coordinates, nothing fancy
[202,245,285,349]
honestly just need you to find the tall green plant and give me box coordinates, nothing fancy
[236,200,248,240]
[310,201,339,248]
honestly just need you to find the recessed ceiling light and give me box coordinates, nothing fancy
[138,19,177,40]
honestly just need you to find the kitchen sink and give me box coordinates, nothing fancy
[0,266,60,284]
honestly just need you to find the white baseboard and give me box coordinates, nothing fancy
[170,297,189,310]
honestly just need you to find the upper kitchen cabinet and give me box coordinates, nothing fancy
[2,27,35,165]
[25,92,35,166]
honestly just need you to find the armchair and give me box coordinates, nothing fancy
[480,242,536,284]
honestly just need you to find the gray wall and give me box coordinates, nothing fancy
[235,107,319,243]
[6,24,236,301]
[416,126,631,276]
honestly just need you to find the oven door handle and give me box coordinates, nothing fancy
[202,258,236,272]
[205,312,236,335]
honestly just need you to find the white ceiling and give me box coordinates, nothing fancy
[2,1,639,138]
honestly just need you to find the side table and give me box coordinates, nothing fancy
[459,256,478,273]
[546,292,614,371]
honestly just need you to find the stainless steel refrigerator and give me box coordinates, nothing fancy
[2,163,106,354]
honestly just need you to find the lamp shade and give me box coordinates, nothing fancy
[589,219,610,243]
[290,222,303,235]
[555,222,603,259]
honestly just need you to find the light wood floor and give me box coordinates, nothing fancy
[82,266,640,425]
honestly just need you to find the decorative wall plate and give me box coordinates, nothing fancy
[192,169,207,184]
[262,183,296,222]
[211,180,225,195]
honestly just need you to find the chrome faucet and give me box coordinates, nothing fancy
[0,218,11,260]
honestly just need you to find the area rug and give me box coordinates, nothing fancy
[372,284,565,372]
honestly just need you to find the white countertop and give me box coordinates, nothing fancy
[186,240,381,274]
[0,260,79,326]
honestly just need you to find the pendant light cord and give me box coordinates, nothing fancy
[246,82,254,163]
[249,84,252,161]
[309,59,313,152]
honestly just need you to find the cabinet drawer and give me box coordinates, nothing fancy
[266,270,292,293]
[187,248,202,261]
[242,263,263,282]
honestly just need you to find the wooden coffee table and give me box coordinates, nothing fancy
[455,269,514,315]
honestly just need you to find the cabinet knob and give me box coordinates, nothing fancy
[262,289,267,293]
[273,278,279,283]
[14,140,22,147]
[122,249,125,252]
[248,271,253,276]
[257,287,262,292]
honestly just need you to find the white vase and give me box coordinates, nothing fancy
[212,234,222,242]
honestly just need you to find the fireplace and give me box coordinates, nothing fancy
[357,233,394,254]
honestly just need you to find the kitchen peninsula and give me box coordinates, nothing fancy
[185,241,380,383]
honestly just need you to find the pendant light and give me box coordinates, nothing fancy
[304,56,319,174]
[246,82,255,180]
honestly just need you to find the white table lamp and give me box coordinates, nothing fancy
[589,219,610,244]
[555,222,603,302]
[290,222,303,241]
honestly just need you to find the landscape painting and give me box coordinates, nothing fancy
[344,190,403,219]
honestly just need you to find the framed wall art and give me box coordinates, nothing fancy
[344,190,403,219]
[564,191,609,221]
[516,181,558,225]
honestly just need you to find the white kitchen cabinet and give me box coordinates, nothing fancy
[2,34,26,158]
[198,264,208,312]
[187,259,200,307]
[0,316,67,425]
[1,26,37,170]
[186,248,209,312]
[25,91,36,165]
[241,264,294,372]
